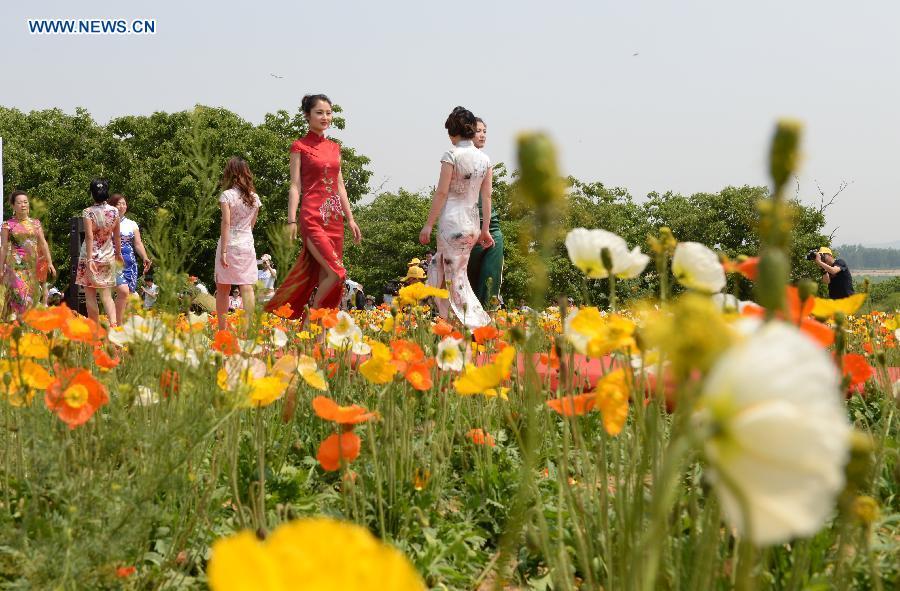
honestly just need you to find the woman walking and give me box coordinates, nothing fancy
[75,179,123,325]
[214,157,262,331]
[109,194,152,322]
[419,106,493,328]
[265,94,362,320]
[0,190,56,317]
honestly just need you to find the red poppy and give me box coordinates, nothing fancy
[432,319,453,337]
[862,341,874,354]
[92,346,120,370]
[160,369,180,398]
[211,330,240,356]
[466,428,496,447]
[45,367,109,429]
[843,353,874,391]
[317,432,361,471]
[473,325,500,344]
[390,339,425,373]
[546,393,596,416]
[116,566,136,578]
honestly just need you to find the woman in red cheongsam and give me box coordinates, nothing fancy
[265,94,362,320]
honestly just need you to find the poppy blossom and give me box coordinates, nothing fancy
[92,346,120,370]
[842,353,874,391]
[742,286,834,348]
[45,368,109,429]
[465,428,496,447]
[116,566,136,578]
[312,396,377,424]
[390,339,425,373]
[405,361,434,391]
[309,308,339,328]
[62,314,106,343]
[317,432,361,471]
[160,369,180,398]
[271,302,293,318]
[212,330,240,356]
[23,303,74,332]
[546,392,596,416]
[473,325,500,344]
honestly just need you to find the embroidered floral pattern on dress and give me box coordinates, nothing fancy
[318,165,344,226]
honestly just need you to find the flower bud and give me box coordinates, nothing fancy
[769,119,803,195]
[516,132,566,207]
[600,247,614,275]
[755,249,789,313]
[850,495,880,526]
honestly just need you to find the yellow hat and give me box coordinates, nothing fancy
[403,266,426,281]
[408,258,422,266]
[817,247,833,256]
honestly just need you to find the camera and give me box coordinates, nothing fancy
[806,249,819,261]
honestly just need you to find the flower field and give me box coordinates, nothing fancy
[1,126,898,590]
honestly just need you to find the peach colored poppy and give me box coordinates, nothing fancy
[432,319,454,337]
[312,396,377,424]
[546,392,597,416]
[317,432,361,471]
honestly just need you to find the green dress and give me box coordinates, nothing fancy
[466,192,504,307]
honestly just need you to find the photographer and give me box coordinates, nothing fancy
[812,247,854,299]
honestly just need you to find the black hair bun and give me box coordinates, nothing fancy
[302,94,332,115]
[90,178,110,202]
[444,106,477,139]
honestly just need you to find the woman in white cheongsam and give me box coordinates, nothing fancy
[419,106,493,328]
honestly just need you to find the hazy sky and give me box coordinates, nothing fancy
[2,0,898,246]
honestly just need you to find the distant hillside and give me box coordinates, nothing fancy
[836,244,900,269]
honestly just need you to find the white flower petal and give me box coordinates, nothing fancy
[672,242,726,293]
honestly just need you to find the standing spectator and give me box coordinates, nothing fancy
[141,275,159,309]
[229,287,243,311]
[109,194,152,323]
[75,179,123,325]
[214,157,261,331]
[0,190,56,317]
[257,254,277,303]
[814,247,855,299]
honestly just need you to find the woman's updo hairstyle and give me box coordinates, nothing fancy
[301,94,332,116]
[445,106,477,139]
[90,179,110,203]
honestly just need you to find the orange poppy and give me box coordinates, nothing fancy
[405,361,434,391]
[546,392,597,416]
[92,346,120,370]
[539,347,560,370]
[309,308,338,328]
[391,339,425,373]
[842,353,874,390]
[61,314,106,343]
[272,302,294,318]
[212,330,240,356]
[466,428,496,447]
[327,362,339,378]
[862,341,874,355]
[473,325,500,344]
[312,396,377,424]
[316,431,361,471]
[724,256,759,281]
[23,304,74,332]
[160,369,180,398]
[44,367,109,429]
[116,566,136,578]
[432,319,453,337]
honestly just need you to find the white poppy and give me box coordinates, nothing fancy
[135,385,160,406]
[672,242,726,293]
[696,321,851,546]
[327,311,361,349]
[565,228,649,279]
[108,315,167,346]
[271,327,288,349]
[436,337,464,371]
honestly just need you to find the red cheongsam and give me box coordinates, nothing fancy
[265,132,346,320]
